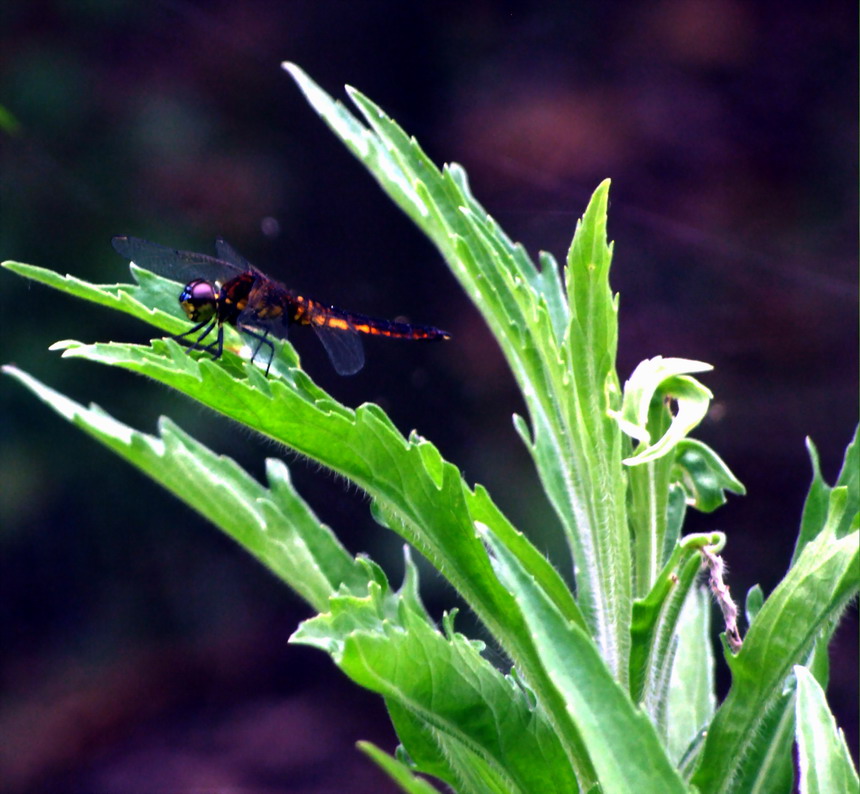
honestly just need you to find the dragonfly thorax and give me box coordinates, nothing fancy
[179,279,220,322]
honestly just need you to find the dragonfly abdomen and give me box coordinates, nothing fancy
[316,307,450,341]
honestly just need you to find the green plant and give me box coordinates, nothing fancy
[3,63,857,793]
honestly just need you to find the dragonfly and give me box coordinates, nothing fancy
[111,236,451,376]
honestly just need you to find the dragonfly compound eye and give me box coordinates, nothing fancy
[179,279,218,322]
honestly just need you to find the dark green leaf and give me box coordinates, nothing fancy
[671,439,746,514]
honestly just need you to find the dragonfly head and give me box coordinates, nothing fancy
[179,279,219,322]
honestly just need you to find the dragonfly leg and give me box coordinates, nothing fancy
[172,317,216,348]
[193,326,223,358]
[242,327,276,376]
[170,318,225,364]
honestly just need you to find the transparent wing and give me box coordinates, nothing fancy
[111,236,241,283]
[311,324,365,376]
[214,238,255,271]
[236,307,364,375]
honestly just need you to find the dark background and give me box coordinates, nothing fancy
[1,1,856,791]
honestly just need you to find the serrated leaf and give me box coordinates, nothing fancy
[4,95,593,705]
[8,231,593,772]
[795,426,859,563]
[559,179,631,675]
[3,365,366,611]
[2,260,191,335]
[292,581,581,793]
[283,62,631,682]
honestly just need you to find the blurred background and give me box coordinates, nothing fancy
[1,1,856,791]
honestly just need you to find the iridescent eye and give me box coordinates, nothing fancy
[180,279,217,305]
[179,279,218,321]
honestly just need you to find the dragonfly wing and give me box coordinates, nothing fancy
[214,238,254,271]
[311,324,365,376]
[112,236,240,283]
[235,304,365,375]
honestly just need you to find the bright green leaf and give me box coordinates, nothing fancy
[284,61,632,683]
[357,741,442,794]
[629,532,721,713]
[664,586,716,765]
[618,358,714,465]
[615,357,712,445]
[745,584,764,624]
[293,581,581,793]
[691,508,859,793]
[6,238,594,785]
[794,665,859,794]
[2,365,366,611]
[482,526,687,794]
[795,426,859,564]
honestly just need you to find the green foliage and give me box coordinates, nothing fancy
[690,482,858,793]
[794,666,860,794]
[3,64,857,793]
